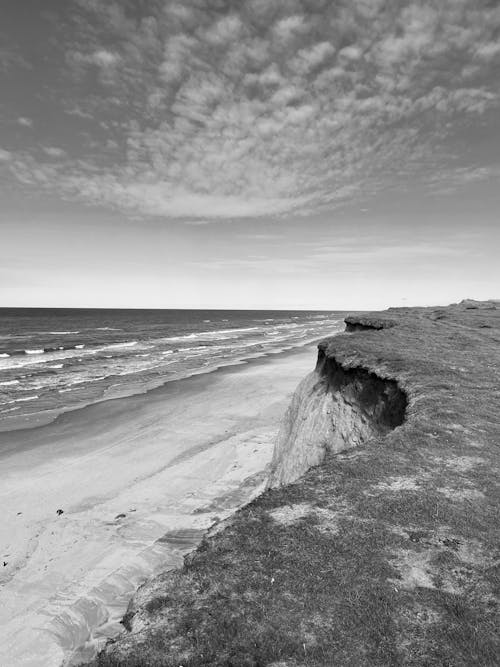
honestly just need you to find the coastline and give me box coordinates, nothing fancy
[0,335,337,435]
[94,301,500,667]
[0,342,320,667]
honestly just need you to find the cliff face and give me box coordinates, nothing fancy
[268,347,406,487]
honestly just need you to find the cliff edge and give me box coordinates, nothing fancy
[93,300,500,667]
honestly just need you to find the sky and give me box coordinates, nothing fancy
[0,0,499,310]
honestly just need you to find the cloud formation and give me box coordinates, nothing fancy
[17,117,33,128]
[3,0,500,220]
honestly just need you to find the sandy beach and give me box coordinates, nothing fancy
[0,344,317,667]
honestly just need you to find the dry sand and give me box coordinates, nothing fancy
[0,345,317,667]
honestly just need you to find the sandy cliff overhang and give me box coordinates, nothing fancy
[268,344,407,487]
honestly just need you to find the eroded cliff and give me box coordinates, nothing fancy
[268,347,406,487]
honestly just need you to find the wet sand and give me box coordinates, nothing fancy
[0,344,317,666]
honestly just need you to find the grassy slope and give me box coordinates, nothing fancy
[94,301,500,666]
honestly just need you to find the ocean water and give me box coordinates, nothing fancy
[0,308,346,431]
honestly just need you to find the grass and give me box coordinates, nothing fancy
[92,300,500,667]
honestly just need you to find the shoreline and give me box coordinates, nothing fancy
[0,341,320,667]
[0,336,330,437]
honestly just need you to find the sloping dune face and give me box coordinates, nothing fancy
[268,346,407,487]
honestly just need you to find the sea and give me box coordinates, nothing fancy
[0,308,346,431]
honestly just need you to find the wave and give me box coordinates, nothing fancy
[211,326,261,335]
[66,375,108,387]
[95,327,122,331]
[1,340,139,363]
[164,326,262,343]
[164,333,198,342]
[5,344,81,357]
[53,375,110,393]
[8,395,39,403]
[100,341,138,350]
[0,380,19,386]
[48,331,80,335]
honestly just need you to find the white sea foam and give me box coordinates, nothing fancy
[101,341,138,350]
[64,375,108,389]
[164,333,198,342]
[0,353,11,358]
[0,340,141,372]
[11,395,39,403]
[0,380,19,386]
[0,349,88,371]
[164,326,261,343]
[210,326,261,335]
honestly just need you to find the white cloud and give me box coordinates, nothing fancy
[0,149,12,162]
[273,15,308,41]
[74,49,120,68]
[56,177,312,218]
[69,48,121,71]
[7,0,500,221]
[295,41,335,72]
[91,49,120,67]
[17,117,33,127]
[43,146,67,158]
[475,42,500,61]
[338,45,362,61]
[203,15,243,45]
